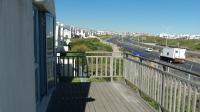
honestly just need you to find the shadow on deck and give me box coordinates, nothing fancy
[46,82,155,112]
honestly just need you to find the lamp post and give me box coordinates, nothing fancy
[165,36,168,47]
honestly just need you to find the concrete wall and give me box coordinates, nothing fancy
[0,0,36,112]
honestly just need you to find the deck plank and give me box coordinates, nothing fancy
[102,82,132,112]
[105,82,138,112]
[94,83,118,112]
[92,83,114,112]
[46,82,155,112]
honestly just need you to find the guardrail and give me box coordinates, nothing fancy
[124,53,200,112]
[56,51,200,112]
[56,51,123,80]
[56,52,88,77]
[86,52,123,81]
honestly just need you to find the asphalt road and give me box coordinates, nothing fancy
[107,37,200,76]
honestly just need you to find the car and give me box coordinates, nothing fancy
[145,48,153,52]
[132,52,144,57]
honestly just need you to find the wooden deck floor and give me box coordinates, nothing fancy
[46,82,155,112]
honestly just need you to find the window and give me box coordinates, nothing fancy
[46,13,55,90]
[167,52,169,55]
[33,7,40,102]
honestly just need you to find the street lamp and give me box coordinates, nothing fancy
[165,36,168,47]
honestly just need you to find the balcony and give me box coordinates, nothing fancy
[47,52,200,112]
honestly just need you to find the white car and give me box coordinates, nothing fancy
[145,48,153,52]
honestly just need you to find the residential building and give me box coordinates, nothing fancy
[0,0,56,112]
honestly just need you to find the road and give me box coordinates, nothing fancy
[106,37,200,76]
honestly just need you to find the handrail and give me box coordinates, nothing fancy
[124,52,200,77]
[123,53,200,112]
[124,57,200,86]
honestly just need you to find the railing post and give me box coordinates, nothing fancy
[110,55,114,82]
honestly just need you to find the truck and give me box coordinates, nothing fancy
[160,47,186,63]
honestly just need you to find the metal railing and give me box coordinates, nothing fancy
[123,53,200,112]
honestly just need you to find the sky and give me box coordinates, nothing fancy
[55,0,200,34]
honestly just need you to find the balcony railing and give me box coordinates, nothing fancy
[56,51,200,112]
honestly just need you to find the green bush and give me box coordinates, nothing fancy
[97,34,112,40]
[71,38,113,52]
[131,36,200,51]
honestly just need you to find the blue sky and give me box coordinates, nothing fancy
[55,0,200,34]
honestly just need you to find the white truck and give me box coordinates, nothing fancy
[160,47,186,63]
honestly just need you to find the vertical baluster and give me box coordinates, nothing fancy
[77,57,79,77]
[140,65,143,91]
[134,62,137,86]
[169,77,173,112]
[62,57,65,77]
[72,57,75,77]
[123,59,126,79]
[149,68,155,99]
[105,57,108,77]
[96,57,98,77]
[82,56,84,77]
[144,66,147,93]
[145,66,148,94]
[159,72,163,104]
[101,57,103,77]
[165,76,169,109]
[67,57,69,76]
[134,63,137,85]
[162,74,166,107]
[192,88,197,112]
[86,57,89,77]
[119,58,121,76]
[110,56,113,82]
[172,80,177,112]
[157,72,160,102]
[150,68,153,98]
[187,85,192,112]
[91,57,93,76]
[177,81,182,112]
[114,58,117,77]
[181,83,186,112]
[132,61,134,84]
[152,69,158,101]
[147,67,150,94]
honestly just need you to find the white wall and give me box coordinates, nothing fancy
[64,29,71,39]
[0,0,36,112]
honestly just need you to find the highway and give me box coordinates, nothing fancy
[107,37,200,76]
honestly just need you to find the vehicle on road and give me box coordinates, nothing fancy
[145,48,153,52]
[160,47,186,63]
[132,51,144,57]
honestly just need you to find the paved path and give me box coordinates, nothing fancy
[46,82,155,112]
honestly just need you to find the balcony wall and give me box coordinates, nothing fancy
[0,0,36,112]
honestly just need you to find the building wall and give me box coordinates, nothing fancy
[34,0,55,15]
[0,0,36,112]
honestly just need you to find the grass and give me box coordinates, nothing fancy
[97,34,112,40]
[70,38,113,52]
[131,36,200,51]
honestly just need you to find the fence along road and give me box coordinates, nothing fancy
[124,53,200,112]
